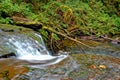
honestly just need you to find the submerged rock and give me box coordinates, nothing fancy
[2,54,119,80]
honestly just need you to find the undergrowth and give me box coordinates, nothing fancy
[0,0,120,51]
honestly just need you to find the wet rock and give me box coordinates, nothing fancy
[0,52,16,58]
[0,23,41,56]
[111,38,120,44]
[4,54,119,80]
[0,29,14,32]
[0,53,119,80]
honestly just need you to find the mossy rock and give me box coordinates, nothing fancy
[0,23,43,41]
[0,24,42,55]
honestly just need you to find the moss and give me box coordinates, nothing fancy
[0,23,32,33]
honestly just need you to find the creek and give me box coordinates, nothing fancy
[0,24,120,80]
[0,30,67,66]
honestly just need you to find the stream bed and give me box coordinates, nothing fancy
[0,24,120,80]
[0,53,120,80]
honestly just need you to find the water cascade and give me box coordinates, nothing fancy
[0,32,68,65]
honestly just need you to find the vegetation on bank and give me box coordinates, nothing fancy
[0,0,120,51]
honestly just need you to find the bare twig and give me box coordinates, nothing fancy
[101,35,120,44]
[43,26,93,49]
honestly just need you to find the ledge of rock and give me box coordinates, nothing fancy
[11,16,42,31]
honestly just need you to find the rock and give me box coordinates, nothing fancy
[0,23,41,56]
[11,16,42,31]
[111,38,120,44]
[0,52,16,58]
[2,54,118,80]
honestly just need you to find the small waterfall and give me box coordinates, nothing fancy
[7,34,49,57]
[0,32,68,65]
[34,33,46,47]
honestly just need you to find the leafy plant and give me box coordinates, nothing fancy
[0,17,13,24]
[0,0,120,51]
[0,0,35,23]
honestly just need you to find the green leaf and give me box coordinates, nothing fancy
[52,33,60,40]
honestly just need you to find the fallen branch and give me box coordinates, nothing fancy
[43,26,93,49]
[100,35,120,44]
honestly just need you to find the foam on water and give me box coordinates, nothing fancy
[5,33,68,64]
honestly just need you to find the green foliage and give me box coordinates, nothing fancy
[0,0,35,23]
[0,0,120,51]
[0,17,13,24]
[0,0,120,37]
[37,0,120,37]
[52,33,60,40]
[39,29,49,41]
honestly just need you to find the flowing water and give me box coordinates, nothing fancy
[0,31,69,79]
[0,29,120,80]
[0,31,68,66]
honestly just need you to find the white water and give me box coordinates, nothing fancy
[5,33,68,65]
